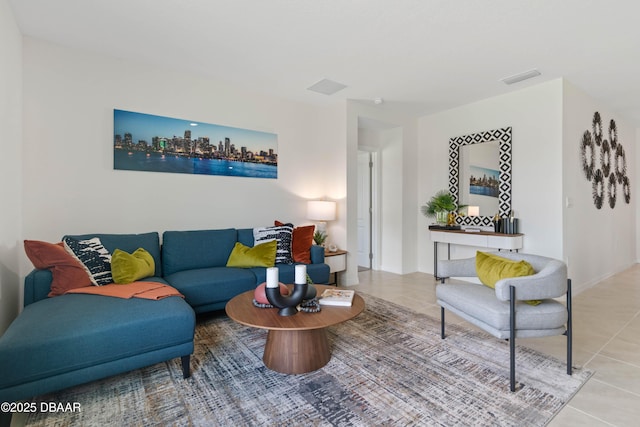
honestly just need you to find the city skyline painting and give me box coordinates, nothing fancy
[113,109,278,179]
[469,165,499,198]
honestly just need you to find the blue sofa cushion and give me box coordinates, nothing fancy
[65,232,162,277]
[0,293,194,390]
[164,267,257,310]
[237,228,255,247]
[162,229,238,276]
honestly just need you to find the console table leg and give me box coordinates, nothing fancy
[433,241,439,279]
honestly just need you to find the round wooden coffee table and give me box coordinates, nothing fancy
[225,285,365,374]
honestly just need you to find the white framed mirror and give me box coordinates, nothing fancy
[449,127,512,226]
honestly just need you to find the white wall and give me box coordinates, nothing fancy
[418,80,564,274]
[0,0,23,334]
[19,38,346,293]
[379,127,404,273]
[638,127,640,260]
[562,80,636,291]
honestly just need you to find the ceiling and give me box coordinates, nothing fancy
[9,0,640,126]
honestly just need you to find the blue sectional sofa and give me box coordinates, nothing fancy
[0,227,330,414]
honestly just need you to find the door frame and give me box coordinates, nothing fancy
[357,148,380,270]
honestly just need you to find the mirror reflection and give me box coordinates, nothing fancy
[458,141,499,216]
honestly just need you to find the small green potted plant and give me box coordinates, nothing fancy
[313,231,327,247]
[421,190,466,225]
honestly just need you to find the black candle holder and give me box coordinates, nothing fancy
[266,282,308,316]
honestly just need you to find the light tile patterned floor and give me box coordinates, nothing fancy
[351,265,640,427]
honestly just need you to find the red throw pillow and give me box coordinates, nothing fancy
[274,221,315,264]
[24,240,92,297]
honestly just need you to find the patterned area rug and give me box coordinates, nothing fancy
[25,293,591,426]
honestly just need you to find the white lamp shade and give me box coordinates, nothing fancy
[307,200,336,221]
[468,206,480,217]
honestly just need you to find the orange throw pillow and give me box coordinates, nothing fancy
[24,240,92,297]
[274,221,315,264]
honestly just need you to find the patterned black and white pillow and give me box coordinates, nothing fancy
[253,225,294,264]
[63,236,113,286]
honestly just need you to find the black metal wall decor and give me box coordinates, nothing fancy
[580,112,630,209]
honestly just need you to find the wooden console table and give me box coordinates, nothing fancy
[430,229,524,279]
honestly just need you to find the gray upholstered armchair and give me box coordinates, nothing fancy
[436,252,572,392]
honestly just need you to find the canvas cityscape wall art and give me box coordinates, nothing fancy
[113,109,278,179]
[469,165,499,198]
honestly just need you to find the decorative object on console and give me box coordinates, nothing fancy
[307,200,336,246]
[492,213,502,233]
[265,265,308,316]
[499,211,519,234]
[421,190,466,225]
[427,224,461,230]
[467,206,480,217]
[580,111,631,209]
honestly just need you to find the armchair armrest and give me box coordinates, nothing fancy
[310,245,325,264]
[24,269,53,307]
[437,257,476,278]
[494,260,567,301]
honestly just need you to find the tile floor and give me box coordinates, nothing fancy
[351,265,640,426]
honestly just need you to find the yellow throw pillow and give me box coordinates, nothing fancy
[111,248,155,284]
[226,241,277,268]
[476,251,535,289]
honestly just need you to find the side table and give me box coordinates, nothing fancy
[324,249,347,286]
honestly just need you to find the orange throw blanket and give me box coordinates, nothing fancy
[65,281,184,300]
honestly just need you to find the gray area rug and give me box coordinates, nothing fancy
[25,293,592,426]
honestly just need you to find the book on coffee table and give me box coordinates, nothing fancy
[319,289,355,307]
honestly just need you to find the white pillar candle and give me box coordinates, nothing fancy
[266,267,279,288]
[295,264,307,285]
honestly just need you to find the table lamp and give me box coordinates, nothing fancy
[307,200,336,237]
